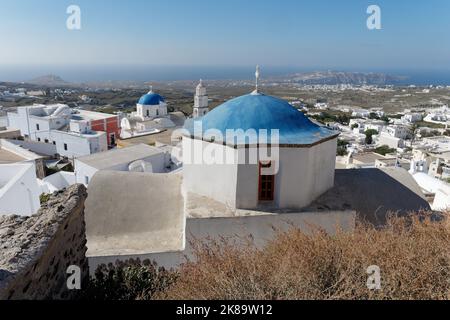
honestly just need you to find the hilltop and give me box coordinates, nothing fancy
[26,74,70,86]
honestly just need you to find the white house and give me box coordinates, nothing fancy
[8,104,72,137]
[74,143,168,186]
[401,113,422,123]
[7,104,108,158]
[39,171,76,194]
[314,102,328,110]
[0,163,41,216]
[411,172,450,211]
[352,109,371,118]
[378,132,405,149]
[423,106,449,124]
[422,136,450,152]
[38,129,107,159]
[385,124,410,139]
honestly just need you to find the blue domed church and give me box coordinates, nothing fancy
[136,90,167,120]
[120,87,180,138]
[182,67,339,210]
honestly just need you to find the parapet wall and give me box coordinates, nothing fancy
[0,184,88,300]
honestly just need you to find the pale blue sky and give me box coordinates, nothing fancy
[0,0,449,70]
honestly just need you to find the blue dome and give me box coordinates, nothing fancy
[185,93,338,146]
[138,92,165,105]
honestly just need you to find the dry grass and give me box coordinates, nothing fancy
[159,212,450,300]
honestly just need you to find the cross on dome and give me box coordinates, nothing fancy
[251,65,261,95]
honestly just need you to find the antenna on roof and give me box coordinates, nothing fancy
[252,65,260,95]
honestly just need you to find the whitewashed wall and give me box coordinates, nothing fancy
[183,136,337,210]
[182,137,239,208]
[34,130,107,158]
[0,163,41,216]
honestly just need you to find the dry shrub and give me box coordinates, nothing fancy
[159,212,450,300]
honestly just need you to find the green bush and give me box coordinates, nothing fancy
[374,145,396,156]
[82,259,178,300]
[39,193,51,204]
[364,129,378,145]
[45,166,60,176]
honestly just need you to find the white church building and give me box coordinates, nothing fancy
[182,69,339,210]
[120,88,179,139]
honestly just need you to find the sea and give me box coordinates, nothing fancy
[0,65,449,86]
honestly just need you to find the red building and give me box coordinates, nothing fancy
[75,110,120,147]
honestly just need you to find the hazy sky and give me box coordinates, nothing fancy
[0,0,449,70]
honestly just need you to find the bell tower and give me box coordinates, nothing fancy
[193,79,209,118]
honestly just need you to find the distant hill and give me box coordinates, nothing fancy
[26,74,70,86]
[272,71,407,85]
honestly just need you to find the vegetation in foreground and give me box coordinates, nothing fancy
[84,212,450,300]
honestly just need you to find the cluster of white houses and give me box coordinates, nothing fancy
[4,79,211,159]
[0,71,449,221]
[7,104,115,158]
[1,69,446,271]
[0,81,204,215]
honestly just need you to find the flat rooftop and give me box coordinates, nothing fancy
[118,127,182,147]
[73,109,116,121]
[0,148,25,164]
[76,143,164,170]
[430,151,450,161]
[423,136,450,143]
[352,152,387,164]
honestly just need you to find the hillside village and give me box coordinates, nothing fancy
[0,69,448,281]
[1,75,449,217]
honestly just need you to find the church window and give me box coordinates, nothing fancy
[258,161,275,201]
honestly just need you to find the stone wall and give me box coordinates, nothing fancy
[0,184,88,300]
